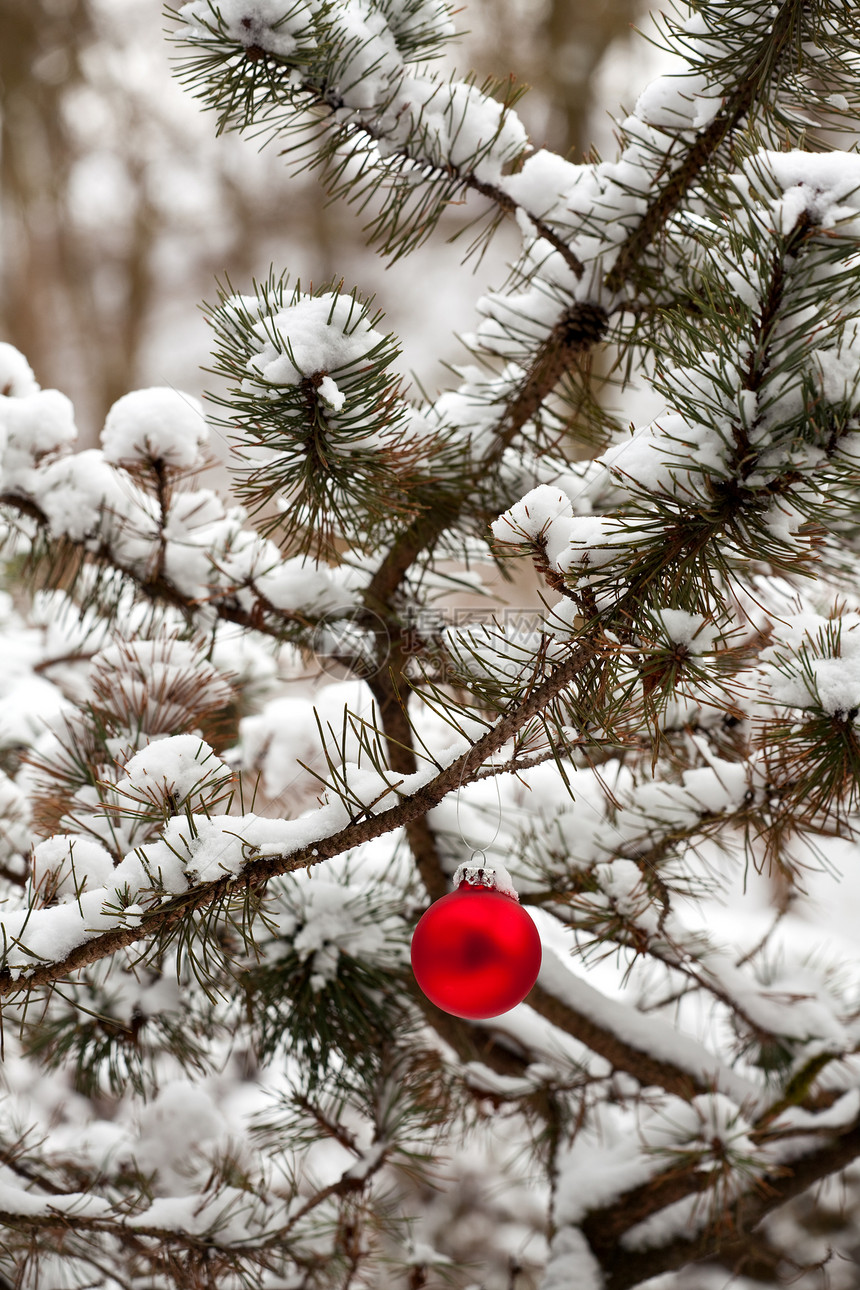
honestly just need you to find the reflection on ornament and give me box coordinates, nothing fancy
[411,867,542,1018]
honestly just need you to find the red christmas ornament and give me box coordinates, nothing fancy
[411,869,542,1019]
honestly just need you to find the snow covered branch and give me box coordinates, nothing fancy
[590,1102,860,1290]
[0,640,598,996]
[532,951,759,1106]
[604,0,812,294]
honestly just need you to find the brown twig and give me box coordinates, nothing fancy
[367,638,449,902]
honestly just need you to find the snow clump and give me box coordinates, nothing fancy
[0,343,39,398]
[744,149,860,234]
[491,485,577,563]
[131,1080,232,1192]
[179,0,317,58]
[241,291,388,415]
[31,836,115,903]
[761,612,860,719]
[114,736,231,809]
[274,873,406,992]
[101,388,209,470]
[0,388,77,494]
[653,610,718,655]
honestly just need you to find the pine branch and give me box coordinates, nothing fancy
[595,1108,860,1290]
[471,743,590,782]
[292,1093,361,1154]
[282,1139,388,1234]
[465,174,584,278]
[529,951,758,1106]
[173,6,538,261]
[579,1083,853,1272]
[0,639,599,996]
[363,301,609,610]
[362,2,816,609]
[0,492,327,645]
[604,0,808,294]
[582,1161,716,1265]
[0,1135,394,1271]
[0,1201,298,1264]
[527,979,702,1101]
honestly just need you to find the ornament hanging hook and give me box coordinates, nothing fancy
[455,747,504,873]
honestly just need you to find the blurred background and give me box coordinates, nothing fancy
[0,0,653,443]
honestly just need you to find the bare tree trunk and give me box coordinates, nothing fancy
[543,0,641,157]
[1,2,93,416]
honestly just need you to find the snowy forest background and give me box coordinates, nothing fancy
[1,0,642,432]
[1,1,860,1289]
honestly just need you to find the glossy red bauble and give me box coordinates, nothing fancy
[411,882,542,1019]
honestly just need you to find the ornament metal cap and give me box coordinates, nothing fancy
[452,854,521,900]
[459,853,496,888]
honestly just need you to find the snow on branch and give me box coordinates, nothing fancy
[533,951,759,1109]
[581,1102,860,1290]
[173,0,533,260]
[492,145,860,620]
[0,352,363,642]
[0,641,597,996]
